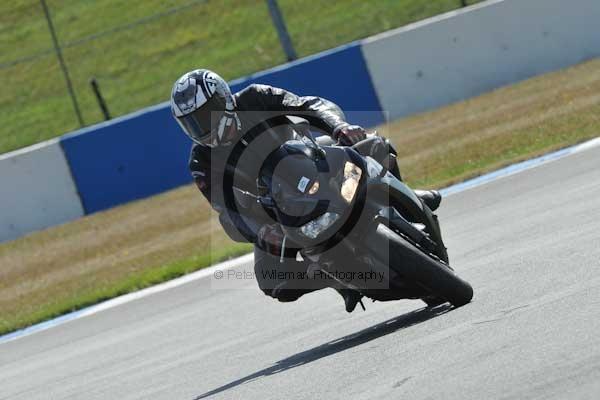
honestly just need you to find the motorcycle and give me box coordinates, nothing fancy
[227,116,473,308]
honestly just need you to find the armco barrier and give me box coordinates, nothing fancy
[0,140,84,242]
[362,0,600,120]
[60,42,383,214]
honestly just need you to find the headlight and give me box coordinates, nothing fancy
[341,162,362,203]
[300,212,340,239]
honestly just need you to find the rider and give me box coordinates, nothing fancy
[171,69,441,312]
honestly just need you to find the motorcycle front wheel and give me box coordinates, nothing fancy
[366,223,473,307]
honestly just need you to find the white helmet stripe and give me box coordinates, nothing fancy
[198,72,212,102]
[203,70,216,96]
[194,79,208,107]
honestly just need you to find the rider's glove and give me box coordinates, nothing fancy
[257,224,285,256]
[333,124,367,146]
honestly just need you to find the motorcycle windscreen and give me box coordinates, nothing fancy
[269,154,331,227]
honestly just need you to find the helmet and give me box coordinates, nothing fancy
[170,69,240,146]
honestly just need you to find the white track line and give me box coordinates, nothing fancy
[2,137,599,345]
[0,253,253,345]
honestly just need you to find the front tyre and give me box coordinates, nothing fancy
[367,224,473,307]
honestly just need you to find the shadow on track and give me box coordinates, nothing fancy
[193,303,452,399]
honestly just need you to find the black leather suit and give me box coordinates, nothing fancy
[189,84,394,301]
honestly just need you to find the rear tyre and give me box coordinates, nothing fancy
[367,224,473,307]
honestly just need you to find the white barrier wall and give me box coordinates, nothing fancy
[0,140,84,242]
[362,0,600,121]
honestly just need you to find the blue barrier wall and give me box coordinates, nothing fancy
[61,41,383,214]
[228,43,384,127]
[61,105,189,214]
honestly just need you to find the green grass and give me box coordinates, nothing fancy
[0,0,479,154]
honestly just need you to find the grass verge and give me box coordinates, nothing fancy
[1,57,600,336]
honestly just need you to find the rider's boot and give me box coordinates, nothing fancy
[306,264,365,313]
[414,189,442,211]
[335,288,365,313]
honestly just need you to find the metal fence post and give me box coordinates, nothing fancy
[90,78,111,121]
[40,0,84,127]
[265,0,297,62]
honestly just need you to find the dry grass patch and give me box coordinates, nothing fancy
[0,185,247,334]
[388,58,600,187]
[2,58,600,335]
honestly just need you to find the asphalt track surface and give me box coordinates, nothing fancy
[1,144,600,400]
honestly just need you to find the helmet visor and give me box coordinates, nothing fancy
[175,95,226,145]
